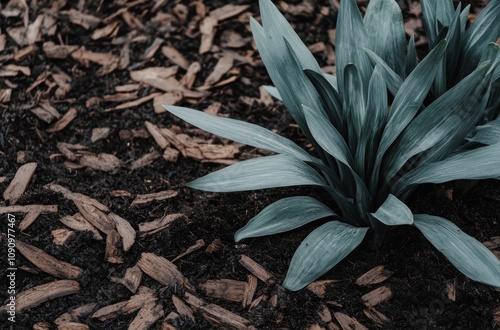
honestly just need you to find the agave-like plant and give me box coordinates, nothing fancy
[165,0,500,290]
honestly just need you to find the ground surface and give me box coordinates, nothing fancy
[0,0,499,329]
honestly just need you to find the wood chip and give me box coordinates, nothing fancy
[183,292,253,330]
[129,300,165,330]
[109,213,136,251]
[361,286,393,308]
[0,64,31,77]
[446,282,456,302]
[110,92,163,111]
[72,199,114,234]
[92,290,157,320]
[221,30,249,49]
[46,108,77,133]
[199,16,217,54]
[363,308,389,326]
[180,62,201,89]
[79,153,123,172]
[43,42,78,59]
[333,312,368,330]
[137,252,196,292]
[132,190,179,206]
[163,147,180,163]
[92,21,120,40]
[172,295,195,324]
[31,101,61,123]
[62,9,101,29]
[105,229,123,263]
[172,239,205,262]
[3,162,37,204]
[91,127,110,143]
[318,304,332,323]
[51,69,72,98]
[239,255,274,284]
[209,4,251,21]
[145,121,170,149]
[130,151,162,170]
[243,275,257,309]
[355,266,394,286]
[204,55,234,86]
[494,306,500,328]
[200,279,247,303]
[206,238,224,254]
[60,213,103,240]
[16,240,83,279]
[0,89,12,103]
[162,45,189,70]
[54,303,97,325]
[154,92,183,114]
[56,322,89,330]
[0,204,58,231]
[52,228,76,245]
[0,280,80,314]
[110,264,143,293]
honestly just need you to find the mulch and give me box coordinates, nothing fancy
[0,0,499,329]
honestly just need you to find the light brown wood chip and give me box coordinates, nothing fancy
[43,42,78,59]
[46,108,77,133]
[145,121,170,149]
[162,45,189,70]
[204,55,234,86]
[139,213,186,237]
[59,213,103,240]
[105,229,123,264]
[128,300,165,330]
[307,280,338,299]
[108,212,136,251]
[137,252,196,292]
[3,162,37,204]
[172,239,205,262]
[239,255,274,284]
[52,228,76,245]
[54,303,97,325]
[361,286,393,308]
[200,279,247,303]
[61,9,102,29]
[363,308,389,326]
[131,190,179,206]
[16,240,83,279]
[56,322,90,330]
[199,17,217,54]
[79,153,123,172]
[92,291,156,321]
[172,295,195,324]
[355,266,394,286]
[333,312,368,330]
[110,264,143,293]
[154,92,183,114]
[0,280,80,313]
[243,275,258,309]
[0,204,58,231]
[209,4,251,21]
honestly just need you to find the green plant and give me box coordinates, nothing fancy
[165,0,500,290]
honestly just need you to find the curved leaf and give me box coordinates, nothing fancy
[467,117,500,145]
[405,34,418,78]
[188,154,326,192]
[364,48,403,96]
[371,194,413,226]
[234,196,336,242]
[414,214,500,288]
[283,221,368,290]
[262,85,282,101]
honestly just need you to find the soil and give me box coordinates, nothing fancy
[0,0,499,329]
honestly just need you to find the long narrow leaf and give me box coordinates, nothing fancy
[283,221,368,290]
[371,194,413,226]
[234,196,337,242]
[189,154,327,192]
[468,117,500,145]
[414,215,500,288]
[420,0,437,46]
[364,48,403,96]
[405,35,418,78]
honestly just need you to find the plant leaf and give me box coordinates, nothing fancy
[364,48,403,96]
[405,34,418,78]
[371,194,413,226]
[344,64,366,156]
[188,154,327,192]
[468,117,500,145]
[262,85,282,101]
[165,106,316,163]
[420,0,437,46]
[234,196,337,242]
[364,0,406,76]
[414,214,500,288]
[283,221,368,290]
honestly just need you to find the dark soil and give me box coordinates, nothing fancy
[1,0,499,329]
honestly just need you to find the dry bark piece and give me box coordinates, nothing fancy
[180,62,201,88]
[221,30,249,48]
[132,190,179,206]
[361,286,393,308]
[108,213,136,251]
[46,108,77,133]
[172,239,205,262]
[56,322,89,330]
[145,121,170,149]
[79,153,123,172]
[0,89,12,103]
[92,21,120,40]
[105,229,123,264]
[318,304,332,323]
[31,101,61,124]
[172,295,195,323]
[55,303,97,325]
[162,45,189,70]
[130,66,178,82]
[51,69,72,98]
[52,228,76,245]
[163,148,180,163]
[62,9,102,29]
[128,300,165,330]
[209,4,251,21]
[204,55,234,86]
[91,127,110,143]
[130,151,162,170]
[363,308,389,326]
[0,204,58,231]
[0,280,80,313]
[56,142,87,161]
[110,264,143,293]
[199,16,217,54]
[15,44,39,61]
[154,92,183,114]
[137,252,196,292]
[0,64,31,77]
[92,291,157,321]
[72,198,114,234]
[239,255,274,284]
[243,275,258,309]
[333,312,368,330]
[110,92,163,111]
[446,282,456,302]
[60,213,103,240]
[200,279,247,303]
[3,162,37,204]
[355,266,394,286]
[159,128,187,157]
[16,240,83,279]
[206,238,224,254]
[183,292,253,330]
[43,42,78,59]
[196,75,238,91]
[143,37,164,60]
[494,306,500,328]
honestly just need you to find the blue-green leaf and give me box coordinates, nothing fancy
[405,34,418,78]
[420,0,437,46]
[435,0,454,28]
[414,215,500,288]
[371,194,413,226]
[234,196,337,242]
[165,106,315,163]
[364,0,406,76]
[283,221,368,290]
[262,85,282,101]
[364,48,403,96]
[468,117,500,145]
[188,154,327,193]
[344,64,366,156]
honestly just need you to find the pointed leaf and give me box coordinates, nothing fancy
[371,194,413,226]
[420,0,437,46]
[189,154,326,192]
[364,0,406,76]
[414,214,500,288]
[405,35,418,78]
[283,221,368,290]
[262,85,282,101]
[344,64,366,154]
[235,196,336,242]
[165,106,315,162]
[468,117,500,145]
[364,48,403,96]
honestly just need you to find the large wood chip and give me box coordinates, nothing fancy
[143,37,164,60]
[137,252,196,292]
[355,266,394,286]
[159,128,187,156]
[154,92,183,114]
[163,147,180,163]
[14,44,38,61]
[200,279,247,303]
[108,212,136,251]
[130,151,162,170]
[130,66,178,82]
[243,275,257,308]
[62,9,102,29]
[128,300,165,330]
[138,213,186,237]
[92,21,120,40]
[92,291,156,321]
[132,190,179,206]
[239,255,274,284]
[0,204,58,231]
[55,303,97,325]
[91,301,128,321]
[0,64,31,77]
[110,264,143,293]
[43,42,78,59]
[56,142,87,161]
[204,55,234,86]
[162,45,189,70]
[16,240,83,279]
[199,16,217,54]
[79,153,123,172]
[31,101,61,124]
[172,239,205,262]
[46,108,77,133]
[209,4,251,21]
[361,286,393,308]
[60,213,103,240]
[317,304,332,323]
[51,69,72,99]
[145,121,170,149]
[199,143,240,160]
[0,280,80,314]
[183,292,253,330]
[363,308,389,326]
[333,312,368,330]
[307,280,337,298]
[3,162,37,204]
[52,228,76,245]
[72,199,115,234]
[172,295,195,324]
[105,229,123,264]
